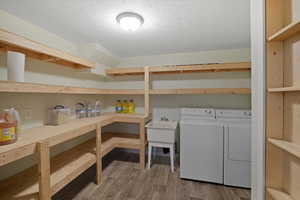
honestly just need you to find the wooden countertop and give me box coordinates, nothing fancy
[0,113,150,167]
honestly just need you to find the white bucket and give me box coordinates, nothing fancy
[7,51,25,82]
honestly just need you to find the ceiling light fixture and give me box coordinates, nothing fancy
[116,12,144,32]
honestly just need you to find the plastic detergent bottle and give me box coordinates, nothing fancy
[128,99,135,113]
[115,100,123,113]
[122,100,129,113]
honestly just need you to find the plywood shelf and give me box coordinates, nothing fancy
[0,80,144,95]
[267,188,294,200]
[0,139,96,200]
[268,87,300,93]
[150,88,251,95]
[0,113,149,167]
[268,20,300,41]
[266,1,300,199]
[102,132,140,156]
[106,62,251,76]
[0,29,96,69]
[268,138,300,159]
[0,81,250,95]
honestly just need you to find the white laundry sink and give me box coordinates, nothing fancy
[146,121,178,143]
[146,121,178,130]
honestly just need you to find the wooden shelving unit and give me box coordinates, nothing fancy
[267,188,294,200]
[106,62,251,76]
[266,0,300,199]
[268,139,300,159]
[0,132,143,200]
[150,88,250,95]
[0,81,251,95]
[0,80,144,95]
[0,139,96,200]
[0,29,96,69]
[102,133,140,156]
[268,87,300,93]
[0,113,151,200]
[105,63,252,96]
[268,20,300,41]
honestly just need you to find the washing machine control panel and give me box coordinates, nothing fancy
[181,108,216,118]
[216,109,251,119]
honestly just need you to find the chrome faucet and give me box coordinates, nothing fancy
[161,116,169,121]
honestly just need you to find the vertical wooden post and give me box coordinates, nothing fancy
[144,66,150,116]
[139,119,146,169]
[142,66,150,170]
[37,141,51,200]
[96,125,102,184]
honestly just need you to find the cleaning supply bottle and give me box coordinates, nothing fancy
[0,108,20,146]
[128,99,135,113]
[122,100,129,113]
[115,100,123,113]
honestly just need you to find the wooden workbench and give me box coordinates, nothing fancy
[0,113,151,200]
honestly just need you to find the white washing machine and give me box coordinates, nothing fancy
[180,108,224,184]
[216,109,251,188]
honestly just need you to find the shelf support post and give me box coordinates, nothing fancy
[96,125,102,184]
[144,66,150,116]
[37,141,51,200]
[139,119,146,169]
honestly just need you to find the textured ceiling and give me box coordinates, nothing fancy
[0,0,250,57]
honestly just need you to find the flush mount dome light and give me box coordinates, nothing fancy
[116,12,144,31]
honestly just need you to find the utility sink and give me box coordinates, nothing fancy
[146,121,178,130]
[146,121,178,143]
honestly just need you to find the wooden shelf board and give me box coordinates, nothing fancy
[0,139,96,200]
[267,188,294,200]
[268,138,300,159]
[0,80,144,95]
[102,133,140,156]
[106,62,251,76]
[0,81,250,95]
[0,29,96,69]
[0,113,149,167]
[268,87,300,93]
[150,88,251,95]
[268,20,300,41]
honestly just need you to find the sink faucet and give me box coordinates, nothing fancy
[161,116,169,121]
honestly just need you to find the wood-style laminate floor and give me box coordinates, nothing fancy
[53,150,251,200]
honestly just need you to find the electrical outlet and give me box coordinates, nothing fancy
[23,109,33,120]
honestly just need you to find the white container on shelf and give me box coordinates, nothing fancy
[7,51,25,82]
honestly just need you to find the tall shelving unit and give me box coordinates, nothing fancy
[266,0,300,199]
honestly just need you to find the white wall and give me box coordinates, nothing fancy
[118,48,251,67]
[250,0,265,199]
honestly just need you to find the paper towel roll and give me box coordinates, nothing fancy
[7,51,25,82]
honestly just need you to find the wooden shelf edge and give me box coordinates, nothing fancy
[267,188,294,200]
[268,138,300,159]
[0,80,144,95]
[0,29,96,69]
[106,62,251,76]
[0,139,96,200]
[268,20,300,41]
[102,133,140,156]
[268,87,300,93]
[150,88,251,95]
[0,81,250,95]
